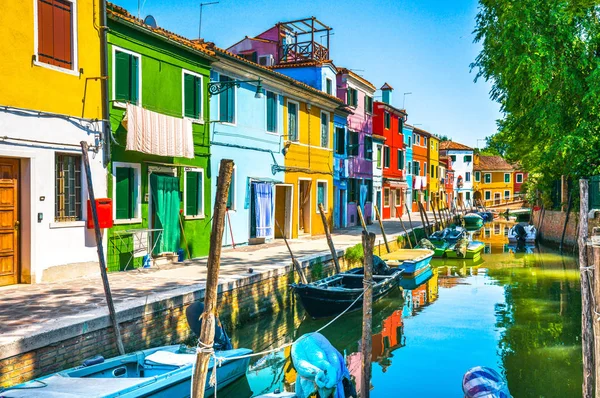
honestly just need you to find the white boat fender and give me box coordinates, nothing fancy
[462,366,511,398]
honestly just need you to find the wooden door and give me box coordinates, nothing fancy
[0,158,19,287]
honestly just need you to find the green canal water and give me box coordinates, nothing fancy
[221,223,583,397]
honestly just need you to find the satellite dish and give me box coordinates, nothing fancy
[144,15,157,28]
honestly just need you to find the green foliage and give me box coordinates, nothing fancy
[471,0,600,188]
[345,243,364,266]
[310,260,323,280]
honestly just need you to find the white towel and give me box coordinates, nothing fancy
[126,103,194,159]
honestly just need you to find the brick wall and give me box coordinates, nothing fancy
[533,209,600,248]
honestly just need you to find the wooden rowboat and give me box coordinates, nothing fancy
[380,249,434,276]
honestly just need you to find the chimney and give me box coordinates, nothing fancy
[380,82,393,105]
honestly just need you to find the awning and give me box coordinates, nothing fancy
[384,179,408,189]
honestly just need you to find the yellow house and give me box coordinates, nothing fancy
[428,134,440,208]
[276,92,342,238]
[473,155,515,206]
[0,0,106,285]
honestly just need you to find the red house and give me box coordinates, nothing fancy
[513,170,528,199]
[373,83,408,220]
[441,156,455,208]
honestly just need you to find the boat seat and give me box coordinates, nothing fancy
[145,351,196,367]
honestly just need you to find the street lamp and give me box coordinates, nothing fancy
[208,78,263,99]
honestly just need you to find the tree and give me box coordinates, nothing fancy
[471,0,600,189]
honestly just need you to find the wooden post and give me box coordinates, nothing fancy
[318,203,341,274]
[275,219,308,284]
[405,203,418,246]
[430,200,440,230]
[560,190,573,253]
[396,206,412,249]
[191,159,234,398]
[373,204,390,253]
[417,201,428,237]
[357,205,368,233]
[80,142,125,356]
[421,202,433,235]
[360,230,375,398]
[578,179,594,398]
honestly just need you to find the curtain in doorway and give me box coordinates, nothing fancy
[359,183,367,209]
[150,174,181,254]
[254,182,273,238]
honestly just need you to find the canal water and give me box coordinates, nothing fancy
[220,221,582,397]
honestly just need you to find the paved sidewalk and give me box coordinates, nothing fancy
[0,215,428,359]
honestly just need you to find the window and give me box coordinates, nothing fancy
[183,71,203,121]
[266,91,278,133]
[423,137,427,147]
[36,0,76,71]
[384,188,390,207]
[504,173,511,183]
[475,171,481,182]
[383,146,390,168]
[465,172,471,182]
[424,162,428,176]
[450,155,456,162]
[287,101,299,141]
[516,173,523,183]
[464,155,472,162]
[55,154,82,222]
[413,161,420,176]
[325,78,333,95]
[413,134,417,145]
[114,48,140,105]
[398,118,403,134]
[504,190,510,199]
[320,111,330,147]
[466,192,471,201]
[365,96,373,114]
[347,87,358,107]
[407,136,411,147]
[185,168,205,218]
[395,189,402,206]
[219,75,236,123]
[376,145,382,169]
[485,191,491,200]
[364,136,373,160]
[484,173,491,183]
[335,127,345,155]
[407,161,412,175]
[431,164,435,177]
[347,130,359,156]
[241,51,257,62]
[397,150,404,170]
[384,112,391,129]
[317,181,328,209]
[113,163,141,222]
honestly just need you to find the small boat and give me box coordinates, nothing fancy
[380,249,434,276]
[400,265,434,290]
[429,227,465,243]
[467,210,493,223]
[463,213,484,228]
[416,238,449,258]
[291,261,403,319]
[445,241,485,260]
[508,223,537,243]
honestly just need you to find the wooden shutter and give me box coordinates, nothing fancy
[267,92,276,132]
[38,0,72,69]
[115,51,131,102]
[130,54,139,104]
[115,167,133,219]
[186,171,199,216]
[184,74,196,118]
[195,76,202,119]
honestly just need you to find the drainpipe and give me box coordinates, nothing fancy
[99,0,111,165]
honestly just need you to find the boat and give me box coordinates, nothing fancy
[2,345,252,397]
[508,223,537,243]
[429,227,465,243]
[463,213,484,228]
[380,249,434,276]
[510,208,532,222]
[467,210,493,223]
[400,265,434,290]
[422,239,450,258]
[445,241,485,260]
[290,261,403,319]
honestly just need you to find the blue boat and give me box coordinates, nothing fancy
[400,265,434,290]
[2,344,252,397]
[380,249,434,276]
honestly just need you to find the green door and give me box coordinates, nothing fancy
[150,173,181,254]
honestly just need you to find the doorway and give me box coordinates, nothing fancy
[494,192,501,205]
[339,189,346,228]
[149,167,180,255]
[0,158,19,287]
[298,179,312,235]
[390,189,396,219]
[274,184,292,239]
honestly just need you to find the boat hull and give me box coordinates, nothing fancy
[463,215,484,228]
[445,242,485,260]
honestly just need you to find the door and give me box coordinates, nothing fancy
[494,192,501,205]
[0,158,19,287]
[390,190,396,218]
[339,189,345,228]
[298,180,311,235]
[150,173,181,254]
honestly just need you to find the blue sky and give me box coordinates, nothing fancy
[113,0,501,147]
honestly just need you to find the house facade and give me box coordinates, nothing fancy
[106,5,215,270]
[372,134,386,217]
[440,141,474,208]
[333,111,350,229]
[0,0,106,284]
[428,134,441,209]
[513,170,528,198]
[411,127,429,211]
[403,125,414,212]
[473,155,515,206]
[440,156,455,208]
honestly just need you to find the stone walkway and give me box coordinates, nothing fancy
[0,214,428,359]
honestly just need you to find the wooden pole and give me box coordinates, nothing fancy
[578,179,594,398]
[275,219,308,284]
[373,204,390,253]
[360,230,375,398]
[560,189,573,254]
[405,203,418,246]
[191,159,234,398]
[417,201,428,237]
[357,205,368,233]
[318,203,341,274]
[179,213,192,260]
[430,200,440,230]
[396,206,412,249]
[421,201,433,235]
[80,142,125,356]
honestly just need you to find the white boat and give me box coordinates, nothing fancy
[508,224,537,243]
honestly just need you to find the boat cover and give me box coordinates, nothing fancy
[0,375,147,397]
[145,351,196,366]
[462,366,511,398]
[291,333,350,398]
[380,249,433,262]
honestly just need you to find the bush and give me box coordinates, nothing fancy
[345,243,364,266]
[310,260,323,280]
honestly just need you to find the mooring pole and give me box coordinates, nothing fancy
[192,159,234,398]
[417,201,428,237]
[421,202,433,235]
[396,206,412,249]
[405,203,419,246]
[80,141,125,356]
[430,200,440,230]
[318,203,341,273]
[360,230,375,398]
[373,204,390,253]
[560,189,573,254]
[276,219,308,284]
[578,179,594,398]
[357,205,368,233]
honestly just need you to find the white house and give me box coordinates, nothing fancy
[439,141,474,208]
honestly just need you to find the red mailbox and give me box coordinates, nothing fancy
[87,199,114,229]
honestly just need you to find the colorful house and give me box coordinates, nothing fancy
[440,156,455,208]
[428,134,441,209]
[440,141,474,208]
[0,0,106,284]
[333,110,351,229]
[373,84,408,220]
[106,5,215,270]
[403,124,414,211]
[513,169,528,199]
[473,155,515,206]
[372,134,386,215]
[411,127,430,211]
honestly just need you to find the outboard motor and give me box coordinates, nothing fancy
[185,301,233,350]
[373,255,394,276]
[514,224,527,243]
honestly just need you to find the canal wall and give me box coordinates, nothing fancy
[0,227,425,388]
[533,209,600,249]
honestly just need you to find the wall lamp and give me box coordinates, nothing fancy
[208,79,263,98]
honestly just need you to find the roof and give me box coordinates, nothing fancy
[270,60,337,71]
[439,141,473,151]
[474,155,514,171]
[107,3,215,57]
[412,126,431,137]
[337,67,376,90]
[374,101,407,118]
[380,82,394,91]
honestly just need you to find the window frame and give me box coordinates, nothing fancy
[395,189,402,206]
[504,190,511,200]
[475,171,481,182]
[376,145,383,169]
[516,173,523,183]
[484,190,491,201]
[383,187,390,208]
[335,126,345,155]
[181,69,204,123]
[111,161,142,224]
[465,172,471,182]
[112,45,142,109]
[484,173,491,184]
[325,78,333,95]
[316,180,329,213]
[286,99,300,142]
[504,173,511,183]
[464,155,472,163]
[364,135,373,160]
[54,153,83,224]
[184,167,206,219]
[424,162,428,176]
[397,149,404,170]
[383,145,390,168]
[347,130,359,157]
[265,90,279,135]
[365,96,373,114]
[384,111,391,129]
[320,110,330,148]
[33,0,79,75]
[216,73,237,125]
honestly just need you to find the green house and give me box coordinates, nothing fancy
[106,4,216,271]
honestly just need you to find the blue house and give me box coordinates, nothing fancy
[403,124,414,210]
[333,111,349,228]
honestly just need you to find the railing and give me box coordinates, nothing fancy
[280,41,330,63]
[478,194,526,208]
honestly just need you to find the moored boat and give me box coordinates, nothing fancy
[508,223,537,243]
[445,241,485,260]
[400,265,434,290]
[463,213,484,228]
[380,249,434,276]
[416,238,449,258]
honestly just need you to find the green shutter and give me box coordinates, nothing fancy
[195,76,202,119]
[130,54,139,104]
[186,171,199,216]
[184,74,196,118]
[317,184,325,206]
[115,167,133,219]
[115,51,131,102]
[267,92,276,132]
